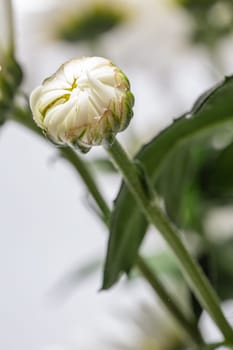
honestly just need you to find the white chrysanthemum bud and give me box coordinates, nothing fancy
[30,56,134,152]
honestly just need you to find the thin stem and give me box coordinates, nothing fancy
[60,147,110,225]
[105,138,233,344]
[60,152,203,346]
[10,105,203,346]
[137,256,203,345]
[61,148,203,345]
[0,0,15,60]
[11,105,109,225]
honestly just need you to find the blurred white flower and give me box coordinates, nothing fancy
[30,56,134,151]
[199,299,233,350]
[17,0,190,61]
[103,300,187,350]
[19,0,136,46]
[50,0,132,44]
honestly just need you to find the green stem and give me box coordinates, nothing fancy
[60,152,202,346]
[11,105,109,225]
[10,105,203,346]
[105,138,233,343]
[0,0,15,59]
[137,256,203,345]
[60,147,110,225]
[61,149,203,345]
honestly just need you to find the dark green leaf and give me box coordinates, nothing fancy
[191,237,233,321]
[200,141,233,203]
[103,76,233,289]
[156,141,209,231]
[212,238,233,300]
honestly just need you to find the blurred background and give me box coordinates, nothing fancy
[2,0,233,349]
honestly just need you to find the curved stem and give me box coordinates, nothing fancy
[61,148,203,345]
[0,0,15,61]
[10,105,109,226]
[137,256,203,344]
[105,138,233,344]
[60,151,203,346]
[61,149,203,345]
[60,147,110,225]
[10,105,203,346]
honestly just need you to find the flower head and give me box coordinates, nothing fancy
[30,56,134,152]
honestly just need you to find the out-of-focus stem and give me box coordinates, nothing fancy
[0,0,15,61]
[60,146,110,225]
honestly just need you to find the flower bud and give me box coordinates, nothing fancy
[30,56,134,152]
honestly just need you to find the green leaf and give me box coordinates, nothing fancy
[191,237,233,321]
[156,141,210,231]
[103,76,233,289]
[211,238,233,300]
[200,140,233,203]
